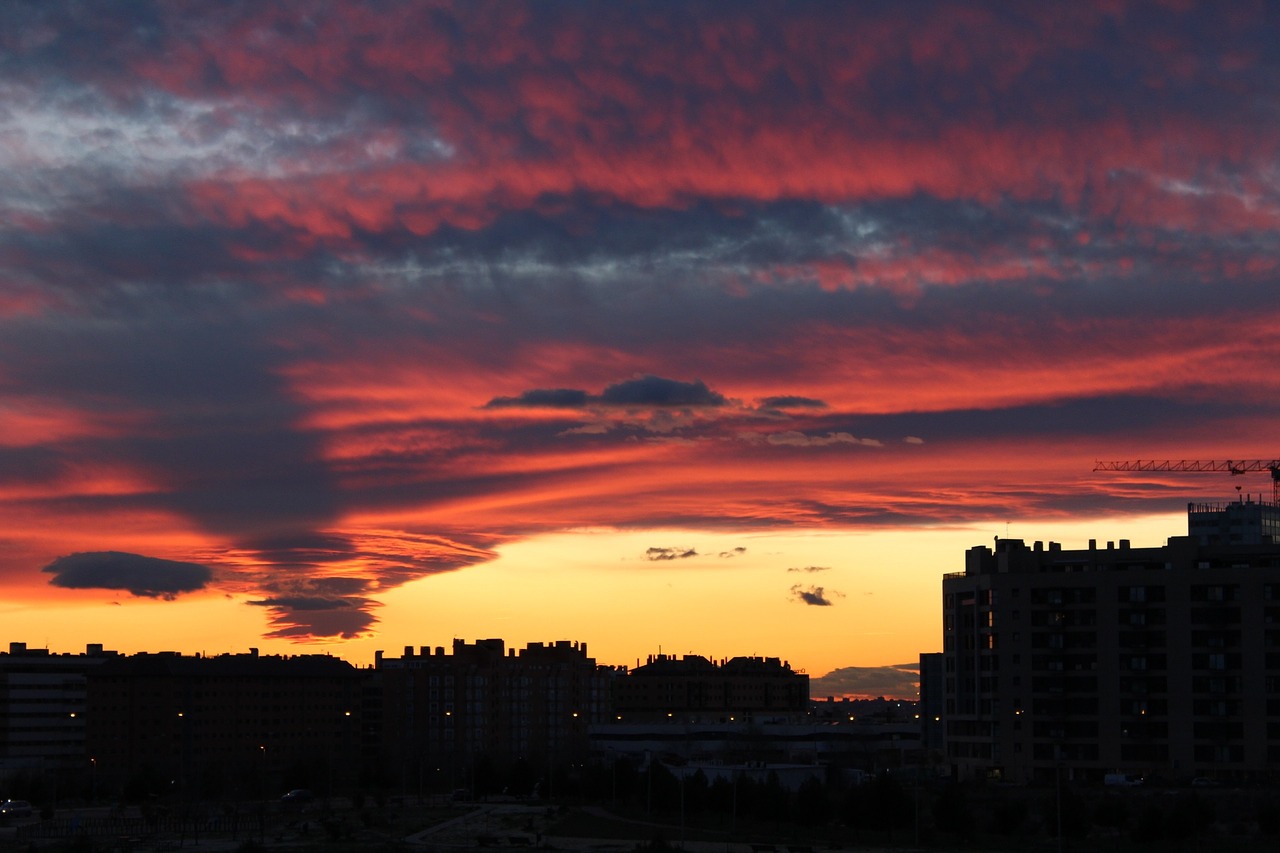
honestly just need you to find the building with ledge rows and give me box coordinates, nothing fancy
[942,498,1280,785]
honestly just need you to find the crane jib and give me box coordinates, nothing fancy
[1092,459,1280,503]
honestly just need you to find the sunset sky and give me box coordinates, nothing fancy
[2,1,1278,698]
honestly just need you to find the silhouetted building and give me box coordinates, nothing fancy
[375,639,609,793]
[1188,497,1280,545]
[918,652,945,756]
[0,642,116,778]
[612,653,808,722]
[943,501,1280,784]
[85,649,364,799]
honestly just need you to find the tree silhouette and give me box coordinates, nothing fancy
[843,772,912,836]
[932,782,975,841]
[793,776,831,826]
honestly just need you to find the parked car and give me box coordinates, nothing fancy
[0,799,34,823]
[1104,773,1144,787]
[280,788,315,807]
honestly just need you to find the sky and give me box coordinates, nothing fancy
[2,0,1279,698]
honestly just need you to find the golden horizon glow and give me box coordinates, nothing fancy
[3,513,1186,689]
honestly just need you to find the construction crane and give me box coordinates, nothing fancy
[1093,459,1280,504]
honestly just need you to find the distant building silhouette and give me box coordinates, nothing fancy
[943,497,1280,784]
[374,639,610,793]
[84,648,363,799]
[1,636,824,799]
[612,653,808,723]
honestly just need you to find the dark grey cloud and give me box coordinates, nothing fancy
[787,565,831,573]
[43,551,212,600]
[485,388,590,409]
[759,396,828,409]
[645,547,698,561]
[244,575,381,639]
[718,547,747,558]
[818,394,1252,446]
[790,584,838,606]
[238,534,355,565]
[600,376,727,407]
[247,596,359,611]
[0,306,339,543]
[259,607,379,641]
[810,664,920,699]
[488,376,728,411]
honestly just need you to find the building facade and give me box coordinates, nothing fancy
[375,639,610,793]
[0,642,116,779]
[84,649,365,799]
[943,501,1280,785]
[1189,497,1280,545]
[918,652,945,756]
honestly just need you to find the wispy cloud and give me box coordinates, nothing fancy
[645,547,698,562]
[790,585,841,606]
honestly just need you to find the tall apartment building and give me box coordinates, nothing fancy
[374,639,610,791]
[918,652,945,756]
[1189,498,1280,545]
[85,649,365,798]
[0,642,116,778]
[612,653,809,722]
[942,498,1280,784]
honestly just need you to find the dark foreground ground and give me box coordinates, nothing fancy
[3,786,1280,853]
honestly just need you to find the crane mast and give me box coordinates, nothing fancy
[1093,459,1280,504]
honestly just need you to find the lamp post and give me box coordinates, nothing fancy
[1055,753,1063,853]
[258,745,267,843]
[340,709,352,802]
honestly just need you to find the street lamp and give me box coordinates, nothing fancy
[258,745,267,843]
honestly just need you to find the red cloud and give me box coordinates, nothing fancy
[122,2,1277,248]
[8,1,1280,646]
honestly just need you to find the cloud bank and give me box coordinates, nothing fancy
[811,664,921,700]
[3,0,1279,642]
[43,552,212,600]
